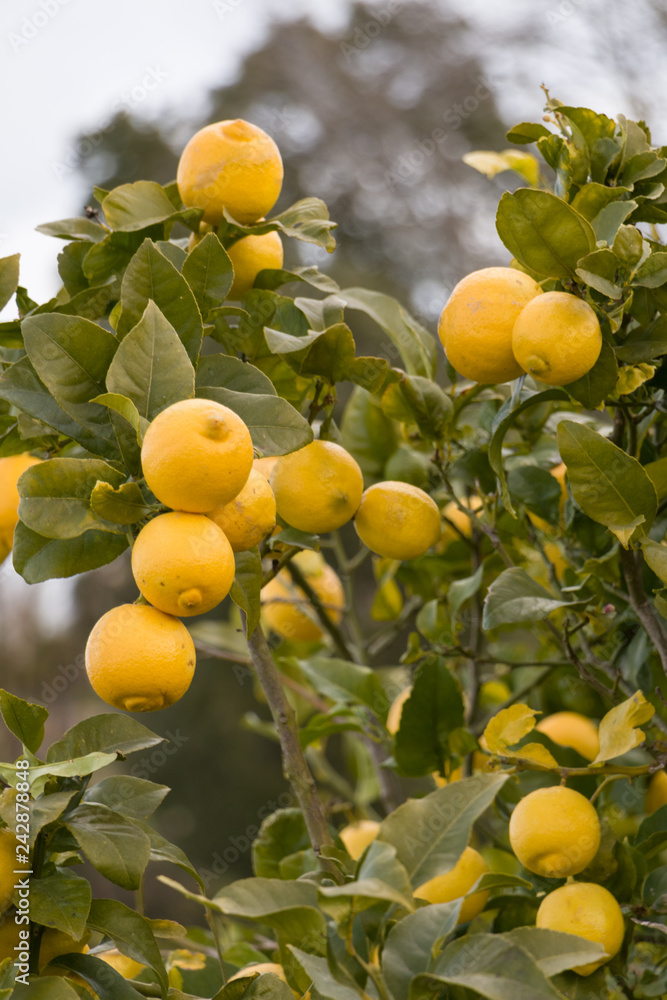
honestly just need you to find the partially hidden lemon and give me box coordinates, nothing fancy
[440,496,483,544]
[228,230,284,299]
[98,948,146,980]
[229,963,288,984]
[536,712,600,762]
[39,929,90,973]
[414,847,490,924]
[512,291,602,386]
[261,551,344,642]
[85,604,196,712]
[208,468,276,552]
[131,512,235,616]
[141,398,253,513]
[270,440,363,534]
[354,481,441,560]
[646,770,667,815]
[339,820,380,860]
[509,785,600,878]
[0,830,19,914]
[438,267,542,384]
[0,454,41,559]
[177,119,283,225]
[536,882,625,976]
[253,456,279,481]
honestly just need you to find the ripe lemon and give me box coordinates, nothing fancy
[0,830,19,914]
[0,912,19,962]
[98,948,145,979]
[512,291,602,386]
[270,441,363,534]
[253,456,278,480]
[646,770,667,815]
[479,679,511,709]
[131,512,235,616]
[85,604,196,712]
[536,882,625,976]
[208,468,276,552]
[39,928,90,972]
[228,230,284,299]
[438,267,542,384]
[536,712,600,762]
[261,551,344,642]
[229,962,288,984]
[414,847,490,924]
[0,454,41,559]
[441,496,483,544]
[354,481,441,560]
[177,119,283,225]
[509,785,601,878]
[339,820,380,860]
[141,398,253,513]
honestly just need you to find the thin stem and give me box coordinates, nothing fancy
[590,774,628,804]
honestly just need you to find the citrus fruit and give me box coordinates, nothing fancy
[478,679,511,709]
[646,770,667,815]
[441,496,483,543]
[39,928,90,972]
[511,291,602,386]
[536,712,600,762]
[339,820,380,860]
[253,456,278,480]
[208,468,276,552]
[141,398,253,513]
[229,962,288,984]
[0,454,41,559]
[509,785,600,878]
[438,267,542,384]
[85,604,196,712]
[0,829,18,914]
[0,912,19,962]
[261,551,344,642]
[228,230,284,299]
[98,948,145,979]
[270,441,363,534]
[177,119,283,225]
[131,512,235,616]
[354,481,441,560]
[536,881,625,976]
[414,847,490,924]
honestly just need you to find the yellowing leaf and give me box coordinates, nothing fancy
[615,363,656,397]
[483,704,539,754]
[503,151,541,186]
[593,690,655,763]
[608,514,646,549]
[168,949,207,971]
[462,150,539,186]
[511,743,559,768]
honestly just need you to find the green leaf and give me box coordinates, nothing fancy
[616,315,667,363]
[182,231,233,316]
[593,690,654,763]
[483,567,587,630]
[102,180,199,233]
[496,188,596,279]
[266,322,390,394]
[17,458,125,539]
[382,901,460,1000]
[255,264,340,294]
[270,197,337,252]
[83,776,169,820]
[295,657,388,720]
[507,467,561,525]
[565,340,618,409]
[557,419,657,544]
[36,218,107,242]
[230,548,263,638]
[47,714,164,762]
[643,864,667,906]
[91,391,148,438]
[634,251,667,288]
[24,791,77,846]
[87,897,168,993]
[575,249,622,299]
[382,375,451,440]
[0,689,48,753]
[448,564,485,622]
[29,870,91,939]
[592,198,639,244]
[10,978,83,1000]
[394,656,465,777]
[106,300,195,420]
[0,254,20,312]
[341,386,399,480]
[321,840,414,909]
[505,927,605,977]
[13,522,128,583]
[90,481,154,525]
[140,823,205,891]
[288,947,360,1000]
[196,384,312,455]
[339,288,437,378]
[571,183,632,223]
[196,353,277,395]
[506,122,552,145]
[46,954,146,1000]
[252,809,311,879]
[212,877,326,949]
[0,752,118,791]
[65,803,151,890]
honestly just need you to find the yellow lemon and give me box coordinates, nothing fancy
[414,847,490,924]
[39,928,90,972]
[646,770,667,815]
[0,454,41,558]
[441,496,483,544]
[227,230,284,299]
[339,820,380,860]
[354,481,441,560]
[229,962,288,984]
[208,468,276,552]
[85,604,196,712]
[253,456,279,480]
[511,291,602,386]
[479,679,511,709]
[97,948,145,979]
[536,712,600,762]
[536,882,625,976]
[0,830,18,915]
[438,267,542,384]
[141,398,253,513]
[177,119,283,225]
[261,551,344,642]
[509,785,601,878]
[270,440,363,534]
[131,512,235,616]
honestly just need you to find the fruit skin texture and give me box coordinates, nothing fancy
[141,398,253,513]
[339,820,380,860]
[536,882,625,976]
[177,119,283,225]
[261,551,344,642]
[227,230,284,299]
[253,456,278,480]
[438,267,542,384]
[536,711,600,762]
[509,785,601,878]
[414,847,490,924]
[208,468,276,553]
[98,948,145,979]
[270,440,363,534]
[131,512,235,616]
[354,481,441,560]
[85,604,196,712]
[0,830,19,913]
[0,454,41,558]
[512,291,602,386]
[646,769,667,814]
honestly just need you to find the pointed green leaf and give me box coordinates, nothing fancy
[0,690,48,753]
[496,188,596,279]
[102,180,199,233]
[47,714,163,762]
[506,122,552,145]
[0,254,20,312]
[182,231,233,316]
[270,197,337,252]
[382,901,460,1000]
[382,375,451,440]
[339,288,437,378]
[90,481,154,525]
[483,567,588,630]
[12,521,128,583]
[83,776,169,820]
[565,339,618,409]
[394,656,465,777]
[65,803,151,890]
[295,657,388,720]
[10,978,83,1000]
[288,947,360,1000]
[30,870,91,939]
[196,384,312,455]
[46,954,146,1000]
[87,898,168,993]
[230,548,263,638]
[505,927,605,977]
[17,458,125,539]
[36,219,107,242]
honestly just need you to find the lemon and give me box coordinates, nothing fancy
[270,441,363,534]
[85,604,196,712]
[208,468,276,552]
[479,679,511,709]
[512,291,602,386]
[98,948,145,979]
[536,712,600,762]
[354,481,441,560]
[438,267,542,384]
[414,847,490,924]
[141,398,253,513]
[646,770,667,815]
[39,928,90,972]
[253,456,279,480]
[339,820,380,860]
[228,230,284,299]
[0,454,41,559]
[177,119,283,225]
[441,496,483,544]
[261,551,344,642]
[229,962,288,984]
[0,830,18,914]
[536,882,625,976]
[509,785,600,878]
[131,512,235,616]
